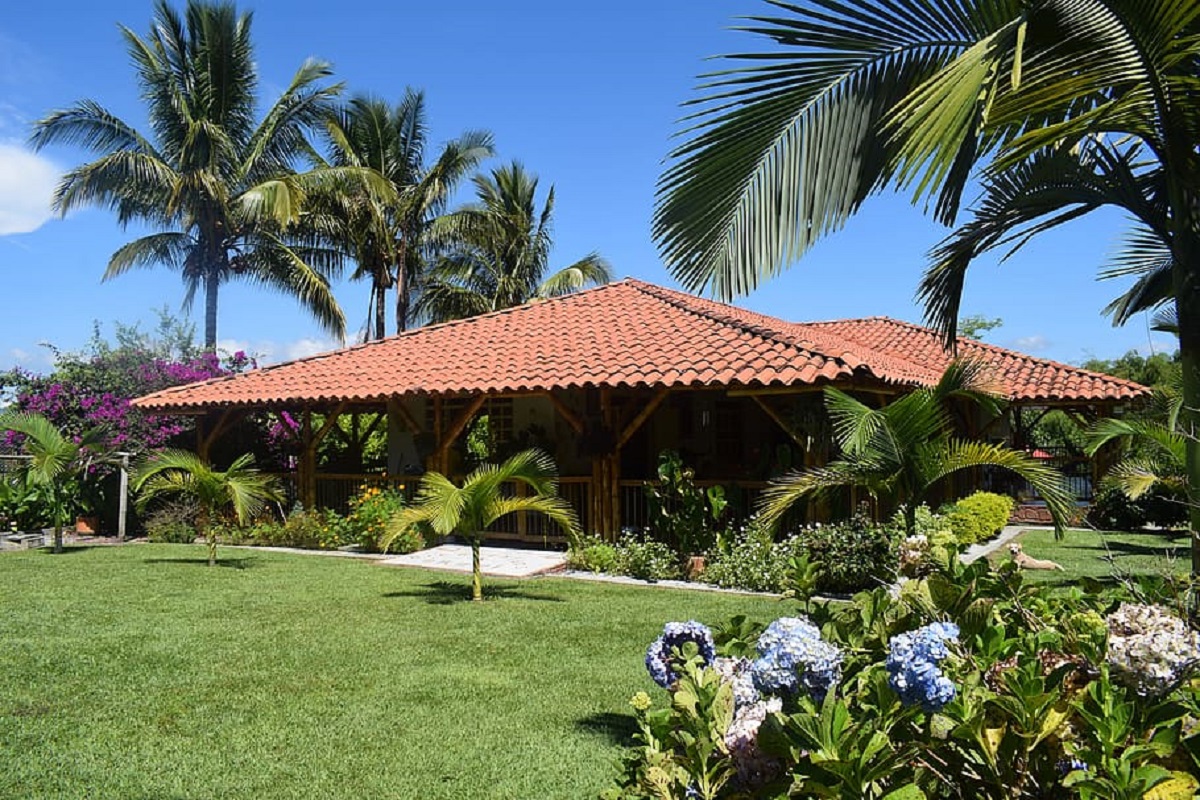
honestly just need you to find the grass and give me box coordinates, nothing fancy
[0,544,785,799]
[989,527,1192,586]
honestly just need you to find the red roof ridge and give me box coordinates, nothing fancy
[800,315,1146,392]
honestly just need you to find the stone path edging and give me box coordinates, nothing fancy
[960,524,1052,564]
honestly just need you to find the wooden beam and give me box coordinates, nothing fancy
[358,411,384,443]
[199,408,243,461]
[544,391,584,434]
[752,396,807,449]
[436,394,487,470]
[313,401,349,447]
[389,398,422,433]
[617,388,669,450]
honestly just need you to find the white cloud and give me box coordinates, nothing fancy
[0,143,60,235]
[282,337,339,362]
[1011,334,1051,353]
[215,336,340,366]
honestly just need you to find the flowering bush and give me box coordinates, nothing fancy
[1106,602,1200,698]
[885,621,959,711]
[645,621,717,688]
[345,484,413,552]
[607,545,1200,799]
[751,617,842,700]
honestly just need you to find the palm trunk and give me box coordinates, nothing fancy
[471,537,482,601]
[204,271,219,351]
[53,523,63,554]
[1174,261,1200,576]
[374,277,387,340]
[395,240,409,335]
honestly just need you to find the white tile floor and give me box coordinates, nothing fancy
[376,544,567,578]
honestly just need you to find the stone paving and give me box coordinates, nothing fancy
[376,543,568,578]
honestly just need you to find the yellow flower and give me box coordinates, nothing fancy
[630,692,652,712]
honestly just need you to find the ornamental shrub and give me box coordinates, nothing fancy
[1087,484,1187,531]
[143,498,199,543]
[785,512,898,593]
[346,485,412,552]
[701,523,795,593]
[943,491,1015,544]
[567,534,620,573]
[608,547,1200,799]
[614,533,682,581]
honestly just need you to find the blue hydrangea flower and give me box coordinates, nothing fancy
[645,620,716,688]
[751,616,843,700]
[886,622,959,712]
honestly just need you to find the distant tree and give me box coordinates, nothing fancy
[32,0,353,349]
[1080,350,1180,391]
[319,91,493,339]
[958,315,1002,341]
[0,413,108,553]
[133,450,281,566]
[416,162,611,323]
[382,449,579,601]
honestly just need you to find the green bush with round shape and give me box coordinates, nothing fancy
[567,535,620,573]
[944,491,1015,544]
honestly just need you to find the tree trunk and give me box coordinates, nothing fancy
[395,241,409,335]
[204,271,220,351]
[374,277,387,340]
[471,537,482,601]
[53,523,62,554]
[1174,260,1200,576]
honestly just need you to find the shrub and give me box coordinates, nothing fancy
[784,513,898,594]
[567,534,620,573]
[345,485,412,552]
[216,505,350,550]
[644,450,728,555]
[143,498,199,544]
[614,533,682,581]
[1088,485,1187,531]
[943,491,1015,544]
[702,524,794,593]
[607,553,1200,799]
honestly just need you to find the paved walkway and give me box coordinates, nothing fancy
[961,524,1052,563]
[376,544,568,578]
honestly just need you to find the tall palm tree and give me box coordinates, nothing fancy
[320,91,493,339]
[0,413,107,553]
[31,0,352,349]
[381,449,580,601]
[655,0,1200,570]
[415,162,611,323]
[758,362,1075,537]
[133,450,281,566]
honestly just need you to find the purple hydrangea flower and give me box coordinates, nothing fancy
[645,621,716,688]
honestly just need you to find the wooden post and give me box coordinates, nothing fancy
[300,410,315,509]
[432,397,444,472]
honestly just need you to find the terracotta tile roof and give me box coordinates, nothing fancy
[133,279,1148,411]
[797,316,1148,402]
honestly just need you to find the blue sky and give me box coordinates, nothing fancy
[0,0,1173,370]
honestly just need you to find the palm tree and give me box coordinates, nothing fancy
[0,413,107,553]
[415,162,611,323]
[655,0,1200,570]
[31,0,352,349]
[758,362,1075,537]
[1086,383,1187,505]
[133,450,281,566]
[320,91,493,339]
[381,449,580,601]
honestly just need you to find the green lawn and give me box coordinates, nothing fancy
[990,528,1192,585]
[0,545,783,799]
